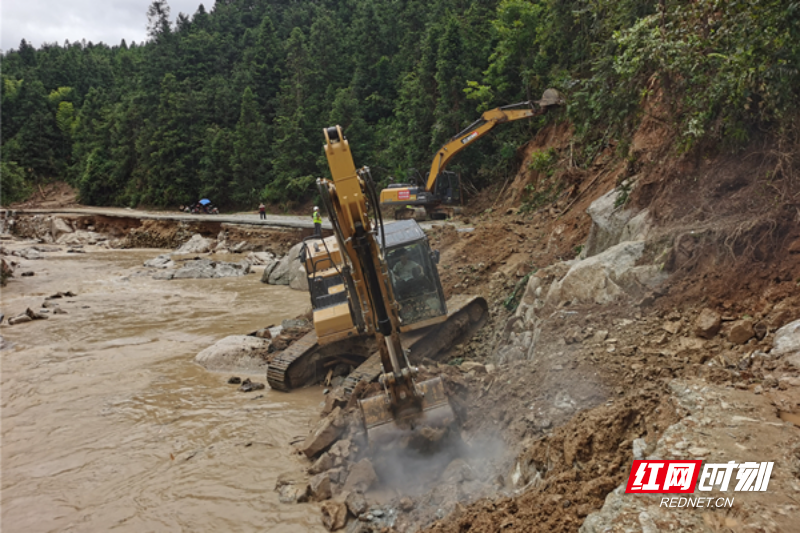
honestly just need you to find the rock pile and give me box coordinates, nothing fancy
[152,258,252,280]
[275,402,393,531]
[140,235,308,289]
[5,292,76,325]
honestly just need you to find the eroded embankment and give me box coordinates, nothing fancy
[3,210,312,253]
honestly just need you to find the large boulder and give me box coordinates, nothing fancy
[194,335,271,372]
[51,217,74,240]
[143,254,175,269]
[773,320,800,358]
[299,407,344,458]
[584,188,650,258]
[268,242,304,286]
[175,233,214,254]
[546,241,666,306]
[56,230,106,246]
[342,458,378,493]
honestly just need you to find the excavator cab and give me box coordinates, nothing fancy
[432,170,461,206]
[301,220,448,344]
[382,220,447,329]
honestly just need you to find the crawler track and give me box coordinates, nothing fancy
[266,295,488,395]
[342,295,488,397]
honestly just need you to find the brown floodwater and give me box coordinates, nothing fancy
[1,247,326,532]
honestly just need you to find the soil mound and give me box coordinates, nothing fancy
[9,181,79,209]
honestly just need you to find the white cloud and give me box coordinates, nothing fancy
[1,0,205,52]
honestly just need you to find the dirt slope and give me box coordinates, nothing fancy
[399,113,800,532]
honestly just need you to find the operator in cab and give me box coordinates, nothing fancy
[391,248,439,319]
[392,248,422,282]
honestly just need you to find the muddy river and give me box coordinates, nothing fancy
[1,248,326,532]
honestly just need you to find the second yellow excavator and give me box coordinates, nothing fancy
[380,89,563,220]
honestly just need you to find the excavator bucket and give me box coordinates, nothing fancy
[359,376,456,449]
[538,88,565,108]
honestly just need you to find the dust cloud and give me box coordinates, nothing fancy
[370,425,508,499]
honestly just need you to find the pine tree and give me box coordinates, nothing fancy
[199,125,234,206]
[230,87,268,206]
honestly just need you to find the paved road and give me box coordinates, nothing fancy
[11,206,462,232]
[12,206,332,230]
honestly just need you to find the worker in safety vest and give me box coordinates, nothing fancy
[312,206,322,237]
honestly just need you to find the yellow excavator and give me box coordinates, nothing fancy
[267,126,487,445]
[380,89,563,220]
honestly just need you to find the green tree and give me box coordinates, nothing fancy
[199,125,235,206]
[137,74,201,206]
[230,87,269,206]
[0,161,31,204]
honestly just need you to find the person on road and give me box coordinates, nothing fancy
[258,203,266,220]
[312,206,323,237]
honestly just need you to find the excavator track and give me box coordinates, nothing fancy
[267,331,319,392]
[267,331,375,392]
[343,294,488,397]
[266,295,488,393]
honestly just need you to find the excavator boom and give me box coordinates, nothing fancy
[315,125,457,446]
[380,89,562,219]
[425,104,542,192]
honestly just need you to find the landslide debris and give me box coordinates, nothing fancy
[281,117,799,532]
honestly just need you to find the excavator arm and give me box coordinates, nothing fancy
[320,126,402,370]
[424,103,546,192]
[379,89,562,220]
[319,126,456,446]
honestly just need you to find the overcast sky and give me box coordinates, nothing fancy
[1,1,206,52]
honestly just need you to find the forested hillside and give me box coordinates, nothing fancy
[2,0,798,209]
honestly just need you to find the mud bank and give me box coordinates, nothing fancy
[2,209,321,253]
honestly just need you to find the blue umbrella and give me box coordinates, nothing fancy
[199,198,211,206]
